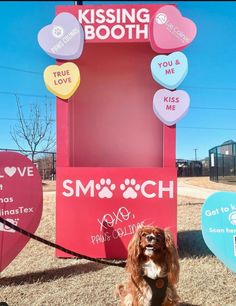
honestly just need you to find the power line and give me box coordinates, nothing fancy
[0,118,56,122]
[0,97,233,111]
[191,106,236,111]
[0,91,54,99]
[0,65,41,75]
[0,65,236,92]
[185,86,236,91]
[0,117,234,131]
[0,91,235,110]
[179,126,236,131]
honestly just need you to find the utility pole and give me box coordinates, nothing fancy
[194,148,198,161]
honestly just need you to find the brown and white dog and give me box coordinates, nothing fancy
[116,226,180,306]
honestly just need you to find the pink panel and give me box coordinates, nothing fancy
[56,167,177,259]
[163,125,176,167]
[56,98,70,166]
[68,42,163,167]
[56,4,166,44]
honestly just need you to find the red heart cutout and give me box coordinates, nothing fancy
[0,152,42,272]
[149,5,197,53]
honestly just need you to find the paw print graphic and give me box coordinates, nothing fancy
[52,25,64,38]
[96,178,116,199]
[120,179,140,199]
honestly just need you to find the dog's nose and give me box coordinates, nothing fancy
[146,235,155,242]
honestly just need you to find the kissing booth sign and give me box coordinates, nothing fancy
[38,4,196,259]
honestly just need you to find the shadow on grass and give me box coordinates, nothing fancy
[178,230,213,258]
[0,261,105,286]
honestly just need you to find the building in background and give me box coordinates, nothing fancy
[209,140,236,184]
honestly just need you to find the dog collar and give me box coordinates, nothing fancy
[143,275,168,306]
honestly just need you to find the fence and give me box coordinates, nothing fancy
[1,148,211,180]
[209,142,236,184]
[0,148,56,180]
[176,159,208,177]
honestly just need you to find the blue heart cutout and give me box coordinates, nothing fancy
[151,51,188,90]
[201,192,236,273]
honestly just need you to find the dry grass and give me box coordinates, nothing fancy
[181,176,236,192]
[0,178,236,306]
[42,180,56,192]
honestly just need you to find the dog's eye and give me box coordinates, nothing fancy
[141,232,147,237]
[156,233,163,241]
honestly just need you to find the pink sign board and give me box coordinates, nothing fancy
[0,152,42,272]
[55,4,178,259]
[56,4,173,43]
[57,167,177,258]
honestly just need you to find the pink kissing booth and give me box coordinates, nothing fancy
[56,4,177,259]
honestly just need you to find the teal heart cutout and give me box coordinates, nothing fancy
[201,192,236,273]
[151,51,188,90]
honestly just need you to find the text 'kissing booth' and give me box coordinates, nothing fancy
[53,4,194,259]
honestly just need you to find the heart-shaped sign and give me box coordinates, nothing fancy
[38,12,84,60]
[151,52,188,90]
[44,62,80,100]
[149,5,197,53]
[153,88,190,126]
[202,192,236,273]
[0,152,42,272]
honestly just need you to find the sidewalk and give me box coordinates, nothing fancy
[177,179,219,200]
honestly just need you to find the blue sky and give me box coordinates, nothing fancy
[0,1,236,161]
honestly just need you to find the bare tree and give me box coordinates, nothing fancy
[11,96,55,162]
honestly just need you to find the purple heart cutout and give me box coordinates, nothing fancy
[153,89,190,126]
[38,12,84,60]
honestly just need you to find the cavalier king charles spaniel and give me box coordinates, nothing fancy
[116,226,180,306]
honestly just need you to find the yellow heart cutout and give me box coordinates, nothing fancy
[44,62,80,100]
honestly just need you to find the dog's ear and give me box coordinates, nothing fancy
[126,228,142,280]
[164,228,180,285]
[127,228,141,262]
